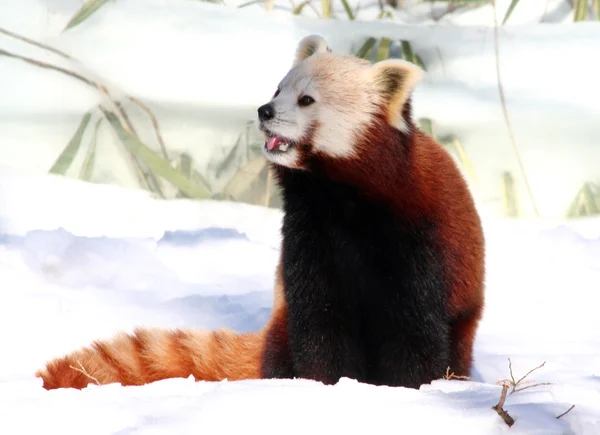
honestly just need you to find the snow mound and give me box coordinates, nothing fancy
[0,173,599,434]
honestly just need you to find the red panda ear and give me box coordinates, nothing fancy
[371,59,424,131]
[294,35,331,66]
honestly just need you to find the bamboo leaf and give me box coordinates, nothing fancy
[192,169,212,196]
[237,0,263,8]
[176,152,196,198]
[321,0,332,18]
[79,118,103,181]
[216,134,243,180]
[401,40,415,64]
[49,112,92,175]
[340,0,355,20]
[103,111,210,199]
[501,0,520,25]
[415,54,427,71]
[177,153,193,179]
[293,1,308,14]
[356,37,377,59]
[376,37,392,62]
[583,183,600,214]
[574,0,588,21]
[63,0,111,31]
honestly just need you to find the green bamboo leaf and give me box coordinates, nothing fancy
[502,0,520,25]
[400,40,416,64]
[356,37,377,59]
[340,0,355,20]
[216,134,243,180]
[103,111,210,199]
[63,0,111,31]
[574,0,588,21]
[237,0,262,8]
[415,54,427,71]
[177,153,193,179]
[49,112,92,175]
[192,169,212,196]
[176,152,195,198]
[376,37,392,62]
[293,1,308,14]
[583,183,600,213]
[79,118,103,181]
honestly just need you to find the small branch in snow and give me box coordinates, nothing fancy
[443,366,473,381]
[506,358,552,394]
[69,361,100,386]
[492,384,515,427]
[491,0,541,218]
[556,404,575,420]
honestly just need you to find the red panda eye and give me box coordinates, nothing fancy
[298,95,315,107]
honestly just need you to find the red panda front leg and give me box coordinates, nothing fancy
[286,303,366,385]
[261,304,295,379]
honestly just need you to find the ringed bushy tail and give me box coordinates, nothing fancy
[36,327,265,390]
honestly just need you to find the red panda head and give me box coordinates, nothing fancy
[257,34,424,170]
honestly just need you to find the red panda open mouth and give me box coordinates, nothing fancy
[263,132,295,153]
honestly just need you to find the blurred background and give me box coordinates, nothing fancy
[0,0,598,221]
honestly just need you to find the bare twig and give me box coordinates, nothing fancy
[69,360,100,385]
[0,27,72,59]
[513,381,553,393]
[491,0,540,218]
[492,384,515,427]
[556,404,575,420]
[507,358,551,394]
[443,366,473,381]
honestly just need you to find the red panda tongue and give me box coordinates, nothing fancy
[266,136,282,151]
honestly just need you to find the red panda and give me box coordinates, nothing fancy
[36,35,485,390]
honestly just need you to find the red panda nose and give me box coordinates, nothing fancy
[258,104,275,122]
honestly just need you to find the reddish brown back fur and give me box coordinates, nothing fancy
[305,104,485,377]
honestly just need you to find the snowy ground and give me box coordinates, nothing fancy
[0,169,599,434]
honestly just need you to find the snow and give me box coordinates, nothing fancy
[1,0,599,433]
[1,169,600,434]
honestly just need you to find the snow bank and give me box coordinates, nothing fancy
[0,0,598,219]
[0,172,599,434]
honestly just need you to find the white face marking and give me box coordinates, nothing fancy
[264,147,302,168]
[268,76,318,143]
[258,44,423,169]
[260,54,380,168]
